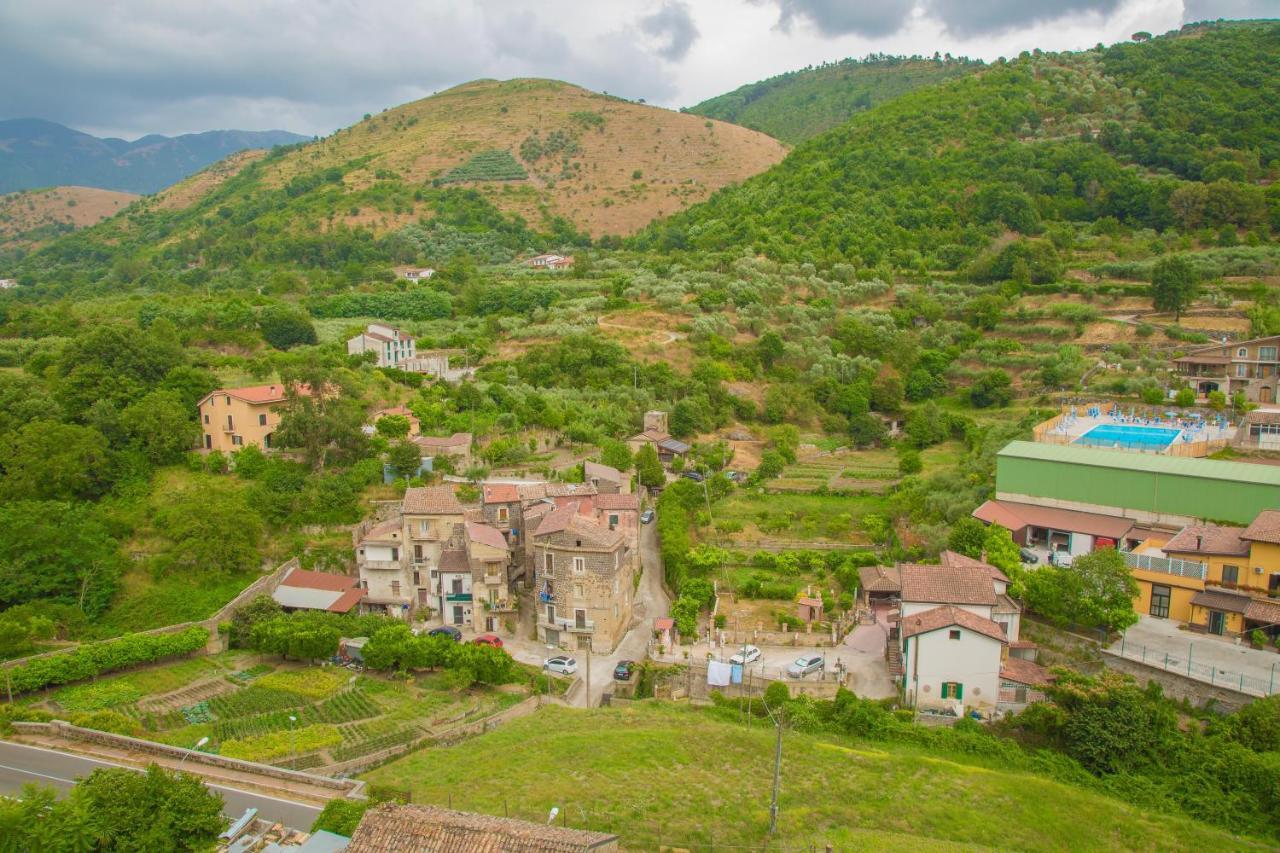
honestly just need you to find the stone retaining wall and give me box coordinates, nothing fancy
[1100,652,1254,713]
[11,720,365,797]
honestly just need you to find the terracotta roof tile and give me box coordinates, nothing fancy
[403,485,465,515]
[198,383,310,407]
[1241,509,1280,545]
[858,565,901,594]
[360,519,403,543]
[1190,587,1253,614]
[940,550,1011,584]
[280,567,359,592]
[898,564,998,606]
[466,521,510,552]
[413,432,472,450]
[1244,596,1280,624]
[1001,657,1053,687]
[1164,523,1250,557]
[328,588,367,613]
[438,549,470,572]
[973,499,1135,541]
[901,605,1008,643]
[593,494,638,511]
[583,461,623,483]
[544,483,596,498]
[347,803,618,852]
[483,483,521,504]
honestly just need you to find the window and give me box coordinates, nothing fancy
[608,514,619,529]
[573,557,585,574]
[574,609,587,629]
[231,435,243,446]
[414,545,423,560]
[948,629,961,640]
[418,521,431,536]
[574,584,584,598]
[391,580,401,596]
[544,553,554,575]
[498,507,509,523]
[390,547,399,561]
[1149,584,1171,618]
[1238,347,1248,358]
[258,413,267,426]
[451,577,463,594]
[204,435,211,449]
[1221,564,1240,586]
[1262,346,1278,361]
[202,414,209,424]
[412,571,420,585]
[940,681,963,700]
[1237,364,1248,378]
[224,395,231,405]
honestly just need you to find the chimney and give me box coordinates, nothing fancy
[1195,534,1202,550]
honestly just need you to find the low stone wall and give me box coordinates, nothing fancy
[1101,651,1253,713]
[11,720,364,796]
[718,628,838,648]
[665,662,847,701]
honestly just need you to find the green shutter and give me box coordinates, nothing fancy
[955,682,963,700]
[940,682,950,699]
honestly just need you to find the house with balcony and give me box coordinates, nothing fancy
[531,502,635,653]
[436,548,473,627]
[465,521,516,634]
[354,518,412,619]
[196,383,306,453]
[1173,334,1280,403]
[1132,510,1280,640]
[347,323,417,369]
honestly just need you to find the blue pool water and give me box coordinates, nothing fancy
[1074,424,1181,450]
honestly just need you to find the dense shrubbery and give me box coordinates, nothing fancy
[4,626,209,695]
[438,149,529,184]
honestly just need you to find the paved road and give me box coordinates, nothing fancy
[0,741,322,828]
[1110,615,1280,691]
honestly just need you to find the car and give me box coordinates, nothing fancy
[427,625,463,642]
[613,660,636,680]
[728,645,762,666]
[640,509,655,524]
[786,655,824,679]
[472,633,503,648]
[681,470,704,482]
[1050,551,1074,568]
[543,656,578,676]
[1019,547,1039,564]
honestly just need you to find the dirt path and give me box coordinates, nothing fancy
[597,315,685,346]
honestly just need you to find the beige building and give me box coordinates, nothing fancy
[412,432,473,470]
[355,485,466,620]
[347,323,417,368]
[531,501,636,653]
[197,383,299,453]
[465,521,517,633]
[1174,334,1280,403]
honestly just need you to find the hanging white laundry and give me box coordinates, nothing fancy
[707,660,733,687]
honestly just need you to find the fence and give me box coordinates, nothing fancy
[1110,637,1279,697]
[669,661,848,701]
[1122,551,1206,580]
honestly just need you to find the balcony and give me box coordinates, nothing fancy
[445,592,472,603]
[1123,551,1206,580]
[360,559,405,571]
[484,599,518,613]
[538,615,595,634]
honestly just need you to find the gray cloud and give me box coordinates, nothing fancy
[758,0,915,37]
[927,0,1124,37]
[640,2,700,60]
[0,1,680,138]
[1183,0,1280,20]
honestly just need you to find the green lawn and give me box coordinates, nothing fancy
[713,491,886,543]
[363,703,1260,851]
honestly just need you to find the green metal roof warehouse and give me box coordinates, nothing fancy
[994,441,1280,525]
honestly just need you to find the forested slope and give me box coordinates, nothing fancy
[640,23,1280,270]
[686,55,982,144]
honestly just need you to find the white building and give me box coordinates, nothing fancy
[347,323,417,369]
[399,267,435,281]
[0,279,16,290]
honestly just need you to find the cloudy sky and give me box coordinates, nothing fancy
[0,0,1276,139]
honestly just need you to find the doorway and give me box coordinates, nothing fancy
[1207,610,1225,636]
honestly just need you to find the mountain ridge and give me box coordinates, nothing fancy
[0,119,310,195]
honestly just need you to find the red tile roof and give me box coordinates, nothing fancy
[654,617,674,631]
[973,499,1134,541]
[593,494,638,511]
[1190,587,1253,614]
[438,549,470,572]
[901,605,1008,643]
[198,383,311,407]
[328,588,367,613]
[898,564,998,606]
[583,460,623,483]
[347,803,617,852]
[360,519,402,543]
[939,550,1010,584]
[413,432,472,450]
[1241,509,1280,545]
[1244,596,1280,624]
[403,485,464,515]
[1000,657,1053,687]
[280,567,359,592]
[858,565,901,594]
[466,521,510,552]
[1164,522,1250,557]
[533,503,576,537]
[483,483,521,504]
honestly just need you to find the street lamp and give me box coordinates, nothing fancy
[179,736,209,772]
[288,715,298,770]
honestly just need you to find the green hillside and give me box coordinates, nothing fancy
[639,23,1280,267]
[686,55,983,144]
[364,702,1271,851]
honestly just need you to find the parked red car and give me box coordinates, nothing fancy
[472,633,504,649]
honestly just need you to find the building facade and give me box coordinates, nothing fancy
[197,384,297,453]
[1173,334,1280,403]
[347,323,417,368]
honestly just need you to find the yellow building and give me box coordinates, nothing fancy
[197,384,298,453]
[1136,512,1280,638]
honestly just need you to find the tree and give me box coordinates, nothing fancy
[897,447,922,475]
[756,331,785,370]
[670,595,700,638]
[155,485,264,575]
[75,763,227,850]
[388,440,424,479]
[755,449,785,480]
[635,443,665,488]
[0,501,124,617]
[259,305,318,350]
[0,420,113,501]
[120,389,200,465]
[904,401,947,448]
[969,369,1013,408]
[947,517,987,559]
[53,323,186,417]
[1173,387,1195,408]
[598,439,634,471]
[1023,548,1139,631]
[981,524,1022,578]
[375,414,411,439]
[1151,255,1198,321]
[272,369,369,470]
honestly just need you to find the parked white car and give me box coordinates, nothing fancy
[786,655,824,679]
[729,645,762,666]
[543,656,578,676]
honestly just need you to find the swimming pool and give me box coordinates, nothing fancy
[1074,424,1181,451]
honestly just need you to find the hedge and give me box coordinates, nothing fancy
[2,626,209,696]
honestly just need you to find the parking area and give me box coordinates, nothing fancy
[1110,616,1279,693]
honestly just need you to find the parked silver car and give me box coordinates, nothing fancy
[729,645,762,666]
[786,655,824,679]
[543,656,578,676]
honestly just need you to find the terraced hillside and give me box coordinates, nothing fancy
[0,185,138,254]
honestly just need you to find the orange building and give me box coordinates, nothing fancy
[197,383,299,453]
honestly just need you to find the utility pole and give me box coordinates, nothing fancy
[769,706,783,835]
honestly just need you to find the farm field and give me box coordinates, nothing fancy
[362,702,1261,851]
[17,652,533,772]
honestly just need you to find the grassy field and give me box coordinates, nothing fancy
[712,491,884,544]
[363,703,1261,851]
